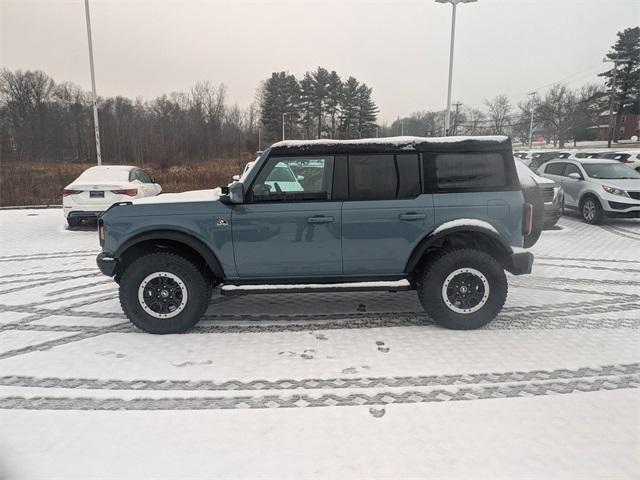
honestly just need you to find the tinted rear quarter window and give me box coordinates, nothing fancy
[348,154,420,201]
[435,152,506,189]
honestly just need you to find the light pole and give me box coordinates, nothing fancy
[435,0,477,136]
[527,91,537,149]
[603,56,629,148]
[84,0,102,165]
[282,112,289,141]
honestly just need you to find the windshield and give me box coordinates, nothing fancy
[266,164,296,182]
[582,163,640,179]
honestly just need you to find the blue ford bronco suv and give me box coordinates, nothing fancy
[97,136,542,334]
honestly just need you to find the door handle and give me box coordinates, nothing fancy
[399,213,426,221]
[307,216,334,224]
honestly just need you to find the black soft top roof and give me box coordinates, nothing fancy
[269,135,512,155]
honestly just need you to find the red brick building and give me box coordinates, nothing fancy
[590,110,640,141]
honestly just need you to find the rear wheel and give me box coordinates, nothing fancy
[417,249,507,330]
[580,196,603,224]
[119,252,209,334]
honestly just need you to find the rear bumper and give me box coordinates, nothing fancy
[96,253,118,277]
[67,210,104,220]
[507,251,534,276]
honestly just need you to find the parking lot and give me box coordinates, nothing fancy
[0,208,638,479]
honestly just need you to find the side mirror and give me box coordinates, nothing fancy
[232,175,241,181]
[220,182,244,204]
[568,172,582,180]
[296,175,305,182]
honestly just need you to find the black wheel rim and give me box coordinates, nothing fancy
[442,268,490,314]
[138,272,188,319]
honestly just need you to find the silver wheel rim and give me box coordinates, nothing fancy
[138,272,188,319]
[583,201,596,222]
[441,268,490,314]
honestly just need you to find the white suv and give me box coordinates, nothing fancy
[540,159,640,223]
[63,166,161,227]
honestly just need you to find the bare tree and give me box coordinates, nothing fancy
[484,95,512,135]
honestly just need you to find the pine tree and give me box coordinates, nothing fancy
[599,27,640,140]
[259,72,300,143]
[339,77,360,139]
[355,83,378,138]
[298,73,315,140]
[310,67,330,138]
[325,71,342,139]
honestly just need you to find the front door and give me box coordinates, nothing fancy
[232,155,342,278]
[562,163,584,207]
[341,153,433,275]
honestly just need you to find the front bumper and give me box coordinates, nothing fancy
[507,251,534,276]
[605,201,640,218]
[96,253,118,277]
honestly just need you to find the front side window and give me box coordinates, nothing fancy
[435,152,506,189]
[348,154,420,201]
[250,156,334,202]
[564,164,582,178]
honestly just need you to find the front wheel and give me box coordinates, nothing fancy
[119,252,210,334]
[580,196,603,224]
[417,249,507,330]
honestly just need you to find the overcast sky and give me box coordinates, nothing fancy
[1,0,638,122]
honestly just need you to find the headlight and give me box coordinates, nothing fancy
[602,185,629,197]
[553,186,560,199]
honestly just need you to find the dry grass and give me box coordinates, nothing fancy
[0,158,251,206]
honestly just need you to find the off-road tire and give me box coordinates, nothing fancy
[580,195,603,225]
[119,252,209,334]
[417,249,507,330]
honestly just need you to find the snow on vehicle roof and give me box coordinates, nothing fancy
[271,135,509,150]
[133,188,221,204]
[76,165,135,182]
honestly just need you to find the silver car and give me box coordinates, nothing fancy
[539,159,640,224]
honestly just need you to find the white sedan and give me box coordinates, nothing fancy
[63,165,161,227]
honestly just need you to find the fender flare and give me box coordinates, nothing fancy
[404,224,513,274]
[115,229,225,279]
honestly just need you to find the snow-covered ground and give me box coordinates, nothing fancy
[0,209,638,479]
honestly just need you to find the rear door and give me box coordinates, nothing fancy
[341,153,433,275]
[232,155,342,278]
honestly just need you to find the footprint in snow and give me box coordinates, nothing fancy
[309,332,328,341]
[369,406,386,418]
[376,341,390,353]
[278,349,316,360]
[95,350,126,359]
[172,360,213,367]
[341,365,372,374]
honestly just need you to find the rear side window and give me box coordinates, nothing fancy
[435,152,506,189]
[545,163,565,175]
[348,154,420,201]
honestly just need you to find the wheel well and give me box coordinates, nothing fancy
[409,231,510,280]
[579,193,601,207]
[115,239,219,284]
